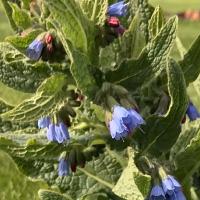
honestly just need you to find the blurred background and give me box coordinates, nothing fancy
[0,0,200,199]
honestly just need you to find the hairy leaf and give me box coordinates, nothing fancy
[106,16,178,90]
[1,74,67,123]
[137,0,154,42]
[0,42,61,93]
[79,0,108,25]
[0,151,48,200]
[1,0,18,31]
[1,136,123,200]
[148,6,165,39]
[115,14,145,62]
[39,190,72,200]
[51,26,98,98]
[170,121,200,185]
[112,147,151,200]
[9,2,32,30]
[170,120,200,161]
[135,59,188,156]
[44,0,88,54]
[6,29,43,52]
[179,34,200,85]
[0,81,32,107]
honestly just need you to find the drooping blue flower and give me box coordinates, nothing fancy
[55,122,70,143]
[58,158,69,176]
[26,39,44,60]
[149,185,165,200]
[162,175,184,198]
[186,102,200,121]
[108,1,128,17]
[162,176,174,196]
[127,109,145,129]
[38,117,51,128]
[168,176,181,192]
[109,105,145,140]
[46,123,57,142]
[174,190,186,200]
[109,118,128,140]
[38,117,70,143]
[166,190,186,200]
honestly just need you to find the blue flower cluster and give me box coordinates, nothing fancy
[108,0,128,17]
[109,106,145,140]
[149,175,186,200]
[186,102,200,121]
[38,117,70,143]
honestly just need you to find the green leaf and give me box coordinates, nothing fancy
[52,29,98,98]
[6,29,43,52]
[148,6,165,39]
[136,59,188,155]
[171,120,200,184]
[106,16,178,90]
[45,0,98,98]
[1,135,123,200]
[1,0,18,31]
[0,81,32,107]
[39,190,72,200]
[44,0,88,54]
[126,14,146,59]
[170,120,200,161]
[0,136,64,164]
[137,0,154,43]
[0,128,45,145]
[1,74,67,123]
[175,37,186,59]
[79,0,108,26]
[81,192,109,200]
[21,0,32,10]
[9,2,32,30]
[112,14,145,62]
[112,147,151,200]
[179,34,200,85]
[0,151,48,200]
[0,42,57,93]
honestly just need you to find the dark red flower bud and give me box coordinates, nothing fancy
[181,115,186,124]
[71,163,77,172]
[45,33,53,44]
[107,16,120,27]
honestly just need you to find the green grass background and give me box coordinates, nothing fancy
[0,0,200,199]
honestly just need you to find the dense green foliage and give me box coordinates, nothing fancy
[0,0,200,200]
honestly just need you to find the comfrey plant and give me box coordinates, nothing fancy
[0,0,200,200]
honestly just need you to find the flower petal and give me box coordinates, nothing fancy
[26,39,44,61]
[108,1,128,17]
[46,124,56,141]
[150,185,165,199]
[38,117,51,128]
[58,159,69,176]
